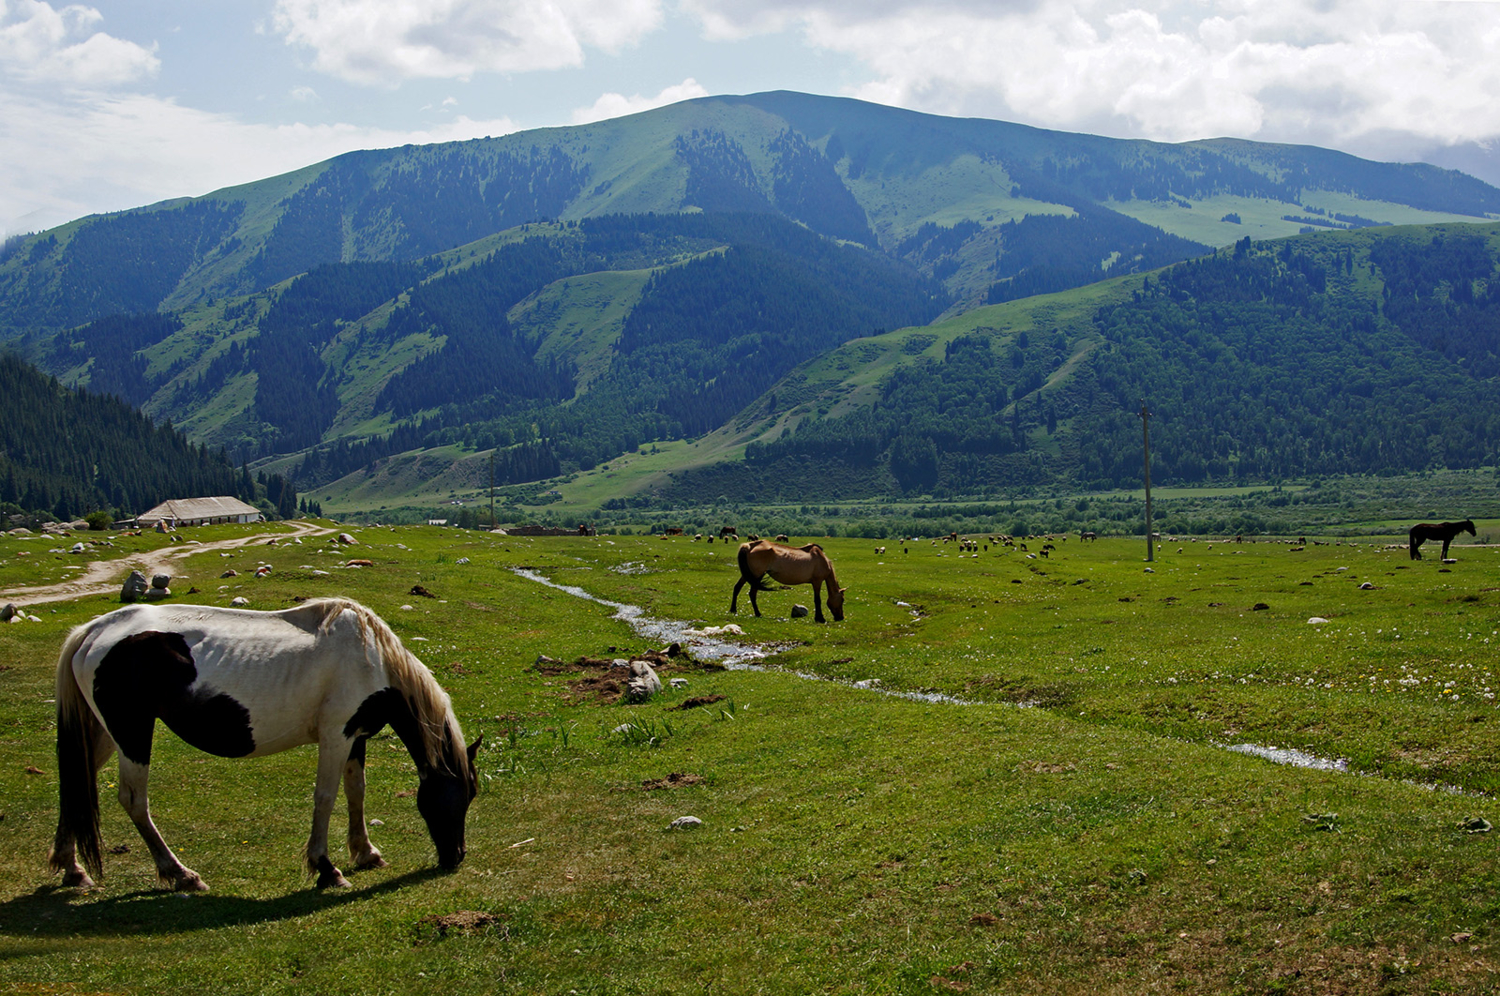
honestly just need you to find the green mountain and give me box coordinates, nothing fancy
[4,91,1500,514]
[3,90,1495,338]
[649,221,1500,503]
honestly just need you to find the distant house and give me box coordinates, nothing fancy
[136,496,264,528]
[427,518,449,526]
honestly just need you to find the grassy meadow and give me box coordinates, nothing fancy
[2,522,1499,993]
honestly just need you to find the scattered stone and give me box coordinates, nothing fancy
[1443,558,1458,565]
[151,575,171,590]
[399,604,414,611]
[455,557,470,564]
[853,678,882,689]
[143,587,170,600]
[1252,602,1270,611]
[1359,581,1375,590]
[230,596,250,606]
[668,815,702,830]
[70,542,84,553]
[1307,617,1330,625]
[120,570,149,603]
[0,604,13,622]
[1453,932,1475,944]
[344,559,373,567]
[669,677,689,689]
[790,604,809,618]
[624,660,662,703]
[1144,567,1155,573]
[1460,817,1492,834]
[336,533,358,545]
[220,569,238,578]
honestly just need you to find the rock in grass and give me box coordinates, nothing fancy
[669,816,702,830]
[790,604,809,618]
[625,660,662,703]
[1307,617,1330,624]
[1460,817,1492,834]
[120,570,149,603]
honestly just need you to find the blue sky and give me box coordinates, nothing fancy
[4,0,1500,237]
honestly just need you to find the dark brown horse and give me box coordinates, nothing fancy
[1409,520,1475,560]
[731,539,846,622]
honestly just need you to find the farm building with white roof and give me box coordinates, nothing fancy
[136,496,264,527]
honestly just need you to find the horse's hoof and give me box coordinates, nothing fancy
[61,869,96,890]
[354,854,388,870]
[173,874,209,892]
[318,871,352,889]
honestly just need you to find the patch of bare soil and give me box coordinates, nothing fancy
[637,772,703,791]
[415,910,507,940]
[532,648,717,705]
[673,694,726,711]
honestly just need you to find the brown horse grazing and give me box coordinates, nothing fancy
[1409,519,1475,560]
[731,539,846,623]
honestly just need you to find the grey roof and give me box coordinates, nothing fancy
[138,496,263,522]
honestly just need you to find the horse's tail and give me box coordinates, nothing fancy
[738,542,774,591]
[1409,527,1422,560]
[50,624,104,881]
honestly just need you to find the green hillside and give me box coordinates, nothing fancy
[4,91,1495,339]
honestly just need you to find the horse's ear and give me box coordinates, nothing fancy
[467,735,483,764]
[839,587,848,594]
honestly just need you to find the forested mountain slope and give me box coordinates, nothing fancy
[0,354,249,519]
[20,213,946,478]
[651,222,1500,502]
[3,91,1495,339]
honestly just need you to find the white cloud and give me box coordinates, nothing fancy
[571,78,709,124]
[270,0,664,85]
[0,87,517,236]
[680,0,1500,149]
[0,0,159,86]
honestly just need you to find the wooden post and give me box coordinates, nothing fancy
[1140,400,1154,562]
[489,451,495,530]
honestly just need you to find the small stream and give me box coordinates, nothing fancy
[512,568,1475,790]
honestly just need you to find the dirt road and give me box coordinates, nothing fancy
[2,521,335,608]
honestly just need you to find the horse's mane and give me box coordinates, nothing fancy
[303,598,468,774]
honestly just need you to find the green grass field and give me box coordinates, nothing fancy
[2,524,1498,993]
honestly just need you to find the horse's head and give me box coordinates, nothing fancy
[1466,520,1478,536]
[417,733,482,869]
[829,586,847,622]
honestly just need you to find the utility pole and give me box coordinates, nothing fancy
[1139,399,1154,562]
[489,451,496,530]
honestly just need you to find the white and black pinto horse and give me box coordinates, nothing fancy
[49,598,481,892]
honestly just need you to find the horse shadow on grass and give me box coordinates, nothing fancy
[0,866,450,939]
